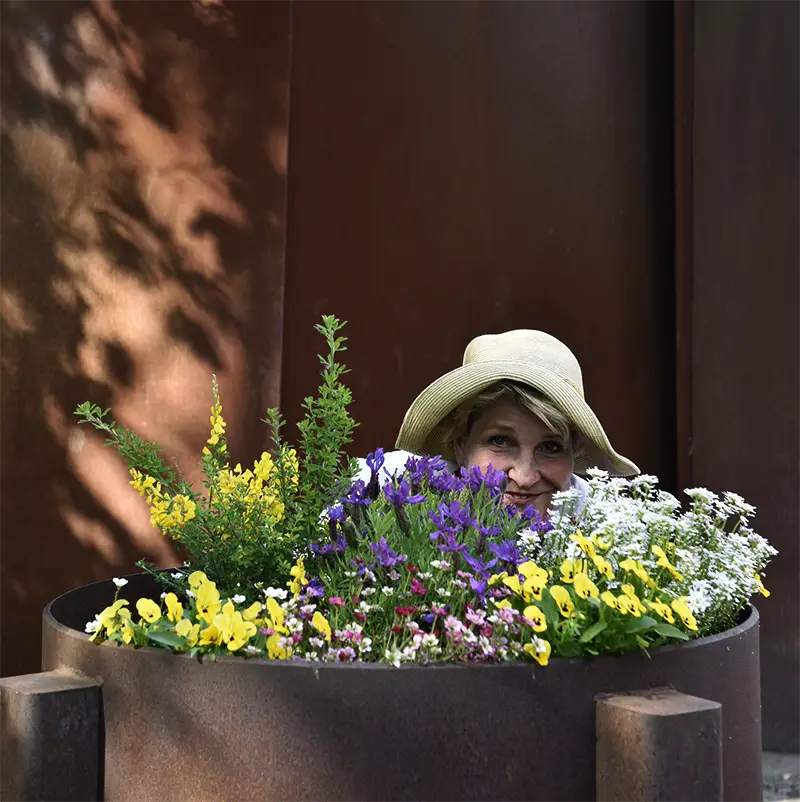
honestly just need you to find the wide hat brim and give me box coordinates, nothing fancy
[395,360,640,477]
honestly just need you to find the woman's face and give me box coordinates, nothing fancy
[457,398,574,517]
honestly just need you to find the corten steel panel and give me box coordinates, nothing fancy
[692,1,800,752]
[281,1,676,492]
[0,0,291,677]
[42,574,763,802]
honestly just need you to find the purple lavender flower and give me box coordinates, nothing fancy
[437,532,468,555]
[383,478,426,507]
[469,576,489,597]
[366,448,385,475]
[342,480,371,507]
[310,534,347,556]
[427,470,467,494]
[404,454,449,486]
[488,539,521,566]
[327,504,347,523]
[368,537,408,568]
[463,552,498,577]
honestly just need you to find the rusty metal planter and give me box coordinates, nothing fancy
[42,574,762,802]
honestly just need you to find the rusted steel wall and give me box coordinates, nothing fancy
[0,0,291,678]
[690,0,799,752]
[281,0,676,480]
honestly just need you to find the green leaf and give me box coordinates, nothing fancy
[651,622,691,641]
[579,620,608,643]
[622,615,658,634]
[146,630,185,649]
[555,640,583,658]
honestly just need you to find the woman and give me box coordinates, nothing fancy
[358,329,639,516]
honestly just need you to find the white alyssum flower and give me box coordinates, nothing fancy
[170,572,183,580]
[112,577,128,588]
[264,587,288,599]
[85,617,101,633]
[243,645,263,655]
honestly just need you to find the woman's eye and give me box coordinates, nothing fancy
[539,440,564,455]
[487,435,509,447]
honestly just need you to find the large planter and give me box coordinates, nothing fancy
[42,574,762,802]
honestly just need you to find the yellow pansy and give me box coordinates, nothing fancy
[120,620,136,645]
[136,598,162,624]
[266,633,289,660]
[311,611,332,642]
[493,599,513,609]
[652,545,684,581]
[175,618,200,646]
[591,554,615,580]
[519,561,548,601]
[243,601,263,621]
[188,570,209,589]
[573,572,599,600]
[559,559,584,584]
[593,534,612,551]
[621,584,647,614]
[523,638,552,666]
[619,558,657,588]
[96,599,132,636]
[196,581,222,624]
[199,624,223,646]
[569,532,596,557]
[288,558,308,597]
[645,599,675,623]
[502,574,523,597]
[164,593,183,623]
[754,573,770,597]
[615,595,641,617]
[214,601,257,652]
[549,585,575,618]
[488,572,508,587]
[670,598,698,631]
[266,597,288,634]
[522,604,547,633]
[600,591,619,610]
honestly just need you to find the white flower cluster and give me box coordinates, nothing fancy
[520,469,777,634]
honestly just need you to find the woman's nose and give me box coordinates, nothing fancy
[508,456,541,489]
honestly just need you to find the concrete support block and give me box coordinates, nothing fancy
[0,669,101,802]
[596,687,723,802]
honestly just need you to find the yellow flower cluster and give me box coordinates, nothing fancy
[129,469,197,534]
[488,529,706,665]
[203,393,227,456]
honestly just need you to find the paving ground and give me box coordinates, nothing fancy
[764,753,800,802]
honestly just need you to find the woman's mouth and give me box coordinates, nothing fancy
[503,491,537,508]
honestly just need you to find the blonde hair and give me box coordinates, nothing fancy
[435,381,584,461]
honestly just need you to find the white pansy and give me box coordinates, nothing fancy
[112,577,128,588]
[232,594,247,604]
[264,587,288,599]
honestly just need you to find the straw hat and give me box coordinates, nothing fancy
[395,329,640,476]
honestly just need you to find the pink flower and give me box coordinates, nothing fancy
[410,578,427,597]
[328,597,346,607]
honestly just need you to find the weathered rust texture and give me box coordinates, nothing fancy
[0,669,101,802]
[690,0,799,751]
[596,688,722,801]
[41,574,762,802]
[0,0,291,679]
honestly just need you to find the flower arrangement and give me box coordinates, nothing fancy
[80,318,776,666]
